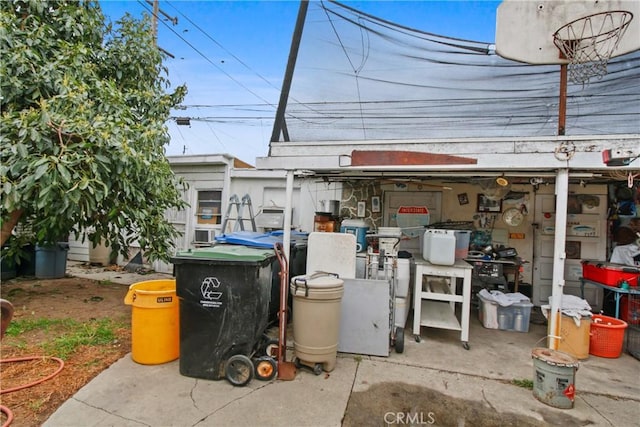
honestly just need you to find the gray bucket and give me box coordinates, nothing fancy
[531,347,579,409]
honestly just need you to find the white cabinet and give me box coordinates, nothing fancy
[412,258,472,349]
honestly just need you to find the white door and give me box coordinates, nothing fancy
[383,191,442,251]
[532,192,606,309]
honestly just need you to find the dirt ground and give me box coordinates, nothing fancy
[0,276,132,427]
[341,381,584,427]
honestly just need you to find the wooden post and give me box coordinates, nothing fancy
[558,63,568,136]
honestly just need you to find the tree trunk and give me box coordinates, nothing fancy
[1,210,23,246]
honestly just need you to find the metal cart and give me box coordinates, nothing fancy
[365,234,405,353]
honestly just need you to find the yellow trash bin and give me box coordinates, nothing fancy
[124,279,180,365]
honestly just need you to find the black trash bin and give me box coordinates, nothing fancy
[171,245,276,384]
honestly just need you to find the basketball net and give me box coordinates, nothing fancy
[553,11,633,85]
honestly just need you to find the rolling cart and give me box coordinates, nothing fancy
[365,234,405,353]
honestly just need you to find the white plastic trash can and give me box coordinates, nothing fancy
[290,273,344,373]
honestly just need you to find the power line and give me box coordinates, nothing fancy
[137,0,276,107]
[162,0,331,125]
[165,0,281,94]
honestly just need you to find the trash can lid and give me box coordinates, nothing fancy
[531,347,579,368]
[172,245,274,262]
[291,273,344,289]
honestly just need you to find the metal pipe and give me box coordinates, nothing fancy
[548,168,569,350]
[283,170,294,264]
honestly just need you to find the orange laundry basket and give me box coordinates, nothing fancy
[589,314,627,358]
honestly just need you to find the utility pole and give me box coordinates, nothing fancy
[147,0,177,57]
[152,0,159,40]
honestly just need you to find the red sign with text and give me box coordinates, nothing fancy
[397,206,429,214]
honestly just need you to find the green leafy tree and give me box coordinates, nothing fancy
[1,0,188,262]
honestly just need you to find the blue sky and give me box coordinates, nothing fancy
[99,1,501,163]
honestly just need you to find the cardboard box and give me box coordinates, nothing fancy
[581,260,640,287]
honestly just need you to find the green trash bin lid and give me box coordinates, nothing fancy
[173,245,274,262]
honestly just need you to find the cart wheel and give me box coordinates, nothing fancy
[254,356,277,381]
[263,338,280,358]
[293,357,302,369]
[395,328,405,353]
[414,335,421,343]
[224,354,254,387]
[462,342,470,351]
[313,363,323,375]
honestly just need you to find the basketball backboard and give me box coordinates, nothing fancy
[496,0,640,64]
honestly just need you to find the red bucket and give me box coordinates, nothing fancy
[589,314,628,358]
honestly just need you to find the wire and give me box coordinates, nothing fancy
[162,0,333,125]
[165,1,281,94]
[136,0,275,107]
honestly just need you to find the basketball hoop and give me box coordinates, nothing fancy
[553,11,633,85]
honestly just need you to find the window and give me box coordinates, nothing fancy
[197,190,222,225]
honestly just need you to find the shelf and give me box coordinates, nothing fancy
[413,257,472,344]
[424,278,451,294]
[418,300,461,331]
[418,259,472,278]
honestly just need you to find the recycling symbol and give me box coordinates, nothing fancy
[201,277,223,300]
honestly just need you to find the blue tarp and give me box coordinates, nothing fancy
[215,231,308,249]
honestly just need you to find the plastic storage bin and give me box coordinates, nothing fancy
[581,260,640,287]
[453,230,471,259]
[478,292,533,332]
[171,245,275,380]
[124,279,180,364]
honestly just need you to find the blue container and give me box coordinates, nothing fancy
[35,243,69,279]
[340,219,369,252]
